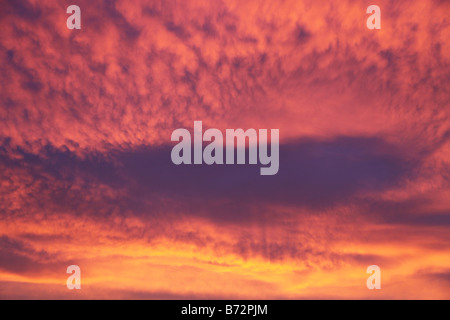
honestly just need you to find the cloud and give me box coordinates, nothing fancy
[0,0,449,298]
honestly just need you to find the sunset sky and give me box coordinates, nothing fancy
[0,0,449,299]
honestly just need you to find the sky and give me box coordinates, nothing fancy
[0,0,449,299]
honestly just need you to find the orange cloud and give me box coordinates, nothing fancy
[0,0,449,299]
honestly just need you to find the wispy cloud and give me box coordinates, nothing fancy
[0,0,449,299]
